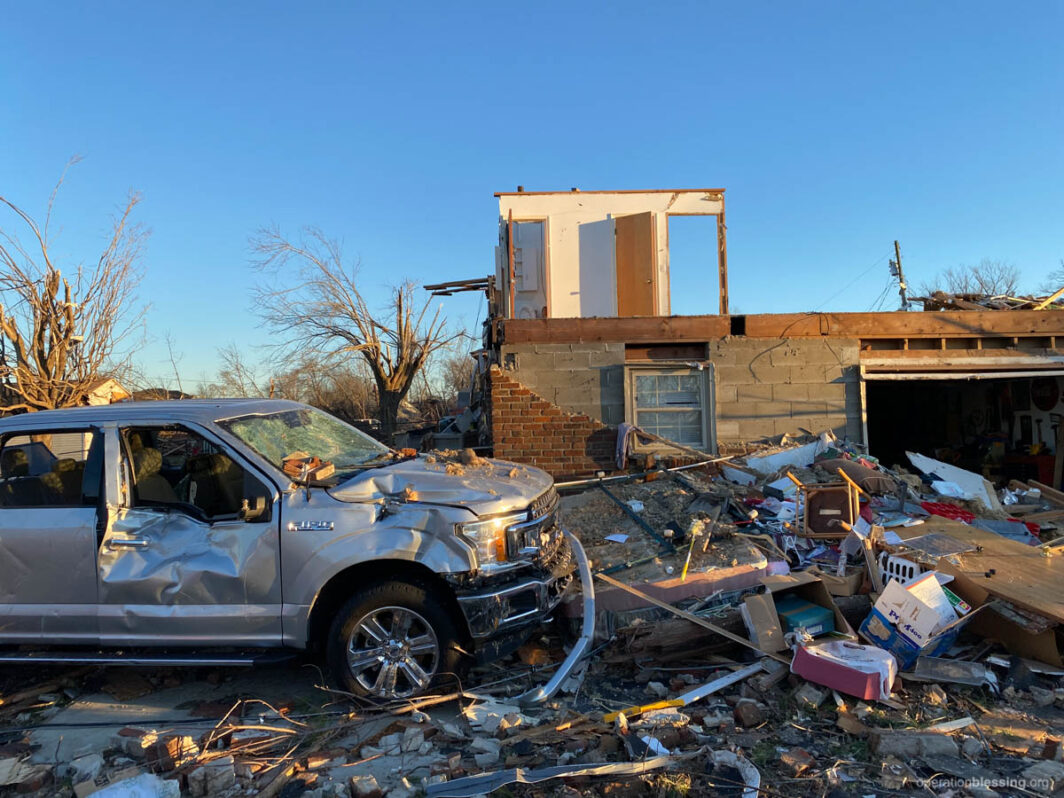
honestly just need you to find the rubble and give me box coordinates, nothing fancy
[1,434,1064,797]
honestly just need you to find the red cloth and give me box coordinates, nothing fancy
[919,501,976,524]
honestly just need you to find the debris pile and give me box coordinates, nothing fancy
[6,433,1064,796]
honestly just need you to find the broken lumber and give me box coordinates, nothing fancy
[594,573,790,665]
[1029,480,1064,507]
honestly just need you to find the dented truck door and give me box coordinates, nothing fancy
[96,423,283,646]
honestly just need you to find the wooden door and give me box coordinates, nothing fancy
[615,212,656,316]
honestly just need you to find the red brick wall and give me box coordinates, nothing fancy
[489,366,617,479]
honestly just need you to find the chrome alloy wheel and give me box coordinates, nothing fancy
[346,605,440,699]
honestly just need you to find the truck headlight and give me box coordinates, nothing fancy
[457,511,527,572]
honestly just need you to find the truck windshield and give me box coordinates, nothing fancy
[217,408,391,473]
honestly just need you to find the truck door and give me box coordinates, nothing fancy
[97,423,282,646]
[0,426,102,643]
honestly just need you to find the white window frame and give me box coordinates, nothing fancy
[623,364,716,453]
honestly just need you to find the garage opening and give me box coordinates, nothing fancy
[864,372,1064,489]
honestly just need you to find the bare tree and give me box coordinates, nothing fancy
[919,259,1021,298]
[1038,260,1064,296]
[251,227,459,440]
[0,165,147,412]
[438,351,475,405]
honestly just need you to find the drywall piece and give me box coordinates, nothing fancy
[744,441,823,476]
[906,451,1004,514]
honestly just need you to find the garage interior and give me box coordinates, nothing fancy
[865,373,1064,489]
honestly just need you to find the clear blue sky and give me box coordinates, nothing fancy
[2,2,1062,384]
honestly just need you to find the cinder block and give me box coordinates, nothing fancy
[716,403,753,421]
[738,420,775,440]
[748,365,791,385]
[774,383,810,401]
[788,365,828,384]
[588,350,624,368]
[552,352,590,369]
[752,401,793,419]
[713,419,738,436]
[599,365,624,388]
[804,388,846,407]
[736,384,773,402]
[714,384,738,404]
[532,343,573,354]
[715,365,760,385]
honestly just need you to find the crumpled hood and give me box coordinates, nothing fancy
[328,456,553,517]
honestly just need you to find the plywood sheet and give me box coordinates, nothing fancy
[892,517,1064,624]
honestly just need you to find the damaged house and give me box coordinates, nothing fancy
[438,187,1064,483]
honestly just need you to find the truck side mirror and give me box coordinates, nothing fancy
[240,495,270,522]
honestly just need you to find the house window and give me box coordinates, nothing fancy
[625,365,714,451]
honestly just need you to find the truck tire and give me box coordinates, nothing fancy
[326,581,466,701]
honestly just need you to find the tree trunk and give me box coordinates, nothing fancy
[379,390,402,444]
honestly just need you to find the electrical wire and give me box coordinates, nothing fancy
[814,253,891,312]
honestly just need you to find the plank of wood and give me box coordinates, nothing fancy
[1020,509,1064,524]
[501,315,731,345]
[1006,504,1045,516]
[594,573,790,665]
[500,310,1064,346]
[1056,419,1064,492]
[1029,481,1064,507]
[744,310,1064,339]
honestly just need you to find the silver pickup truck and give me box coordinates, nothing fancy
[0,399,592,702]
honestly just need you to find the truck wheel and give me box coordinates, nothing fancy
[326,581,465,701]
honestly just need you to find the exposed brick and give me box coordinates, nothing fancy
[489,367,618,479]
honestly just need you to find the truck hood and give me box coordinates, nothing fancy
[328,456,553,516]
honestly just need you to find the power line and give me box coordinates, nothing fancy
[813,253,891,312]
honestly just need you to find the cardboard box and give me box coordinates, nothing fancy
[807,565,864,597]
[742,571,854,653]
[790,640,898,701]
[859,574,984,670]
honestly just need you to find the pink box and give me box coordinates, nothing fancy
[790,641,897,701]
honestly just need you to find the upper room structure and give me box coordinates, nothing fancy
[495,188,729,319]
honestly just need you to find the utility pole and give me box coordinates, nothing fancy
[889,240,910,310]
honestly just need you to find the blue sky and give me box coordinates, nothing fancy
[2,2,1062,384]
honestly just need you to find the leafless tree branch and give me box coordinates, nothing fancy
[0,168,147,413]
[250,227,461,439]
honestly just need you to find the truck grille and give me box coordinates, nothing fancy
[530,486,559,520]
[507,486,562,559]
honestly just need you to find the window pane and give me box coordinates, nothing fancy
[635,375,658,406]
[0,430,99,508]
[636,409,704,447]
[635,372,702,409]
[124,426,269,519]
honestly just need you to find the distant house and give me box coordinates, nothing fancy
[86,378,131,406]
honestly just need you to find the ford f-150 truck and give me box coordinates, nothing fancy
[0,399,592,702]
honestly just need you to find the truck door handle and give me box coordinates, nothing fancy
[108,538,149,550]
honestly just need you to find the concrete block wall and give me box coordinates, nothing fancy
[489,366,616,478]
[711,337,861,442]
[498,343,626,425]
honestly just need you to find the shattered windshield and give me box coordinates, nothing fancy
[217,407,391,475]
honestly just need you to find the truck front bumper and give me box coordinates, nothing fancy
[453,529,596,706]
[455,529,582,640]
